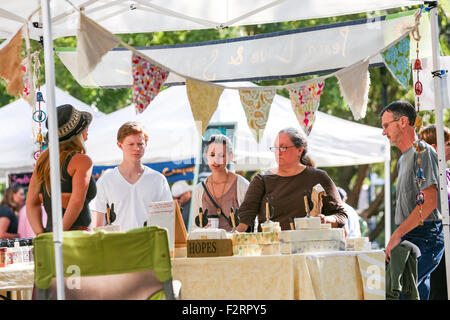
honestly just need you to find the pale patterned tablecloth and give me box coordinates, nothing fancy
[172,250,385,300]
[0,251,385,300]
[172,255,294,300]
[0,263,34,291]
[292,250,385,300]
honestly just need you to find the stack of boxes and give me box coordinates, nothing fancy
[184,218,372,258]
[231,231,280,256]
[278,217,346,254]
[346,237,371,251]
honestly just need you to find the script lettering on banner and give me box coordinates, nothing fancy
[147,201,175,251]
[7,172,33,194]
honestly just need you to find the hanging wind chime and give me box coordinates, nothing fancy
[31,45,47,162]
[412,9,425,226]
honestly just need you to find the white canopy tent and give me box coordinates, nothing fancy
[0,85,104,181]
[86,82,389,171]
[55,11,428,88]
[0,0,447,300]
[0,0,423,40]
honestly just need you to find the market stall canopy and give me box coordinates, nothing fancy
[0,0,423,40]
[56,10,431,89]
[0,85,104,181]
[86,82,389,171]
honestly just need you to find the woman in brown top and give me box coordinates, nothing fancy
[236,127,347,232]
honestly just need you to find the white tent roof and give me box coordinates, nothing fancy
[57,11,426,88]
[86,82,389,171]
[0,85,104,180]
[0,0,422,40]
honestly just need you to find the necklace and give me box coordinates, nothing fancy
[119,165,144,182]
[208,172,230,215]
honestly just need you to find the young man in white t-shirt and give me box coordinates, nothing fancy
[91,121,172,231]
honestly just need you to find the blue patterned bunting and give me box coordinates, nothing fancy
[381,36,411,89]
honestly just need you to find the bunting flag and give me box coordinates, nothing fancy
[239,88,276,143]
[76,12,119,79]
[289,81,325,135]
[336,59,371,120]
[381,36,411,89]
[0,28,24,97]
[22,23,36,107]
[21,57,36,107]
[186,80,224,137]
[132,53,169,113]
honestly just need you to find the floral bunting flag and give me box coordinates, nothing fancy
[132,53,169,113]
[239,88,276,143]
[381,36,411,89]
[0,28,24,97]
[22,24,36,107]
[186,80,224,137]
[336,59,371,120]
[21,57,36,107]
[289,81,325,135]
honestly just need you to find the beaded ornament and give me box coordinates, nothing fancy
[412,8,425,225]
[31,46,47,161]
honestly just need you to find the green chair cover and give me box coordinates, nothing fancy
[33,226,172,292]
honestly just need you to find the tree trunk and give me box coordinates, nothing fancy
[368,212,384,242]
[360,157,399,221]
[347,164,370,208]
[362,155,400,242]
[360,186,385,221]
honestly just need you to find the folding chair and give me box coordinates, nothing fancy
[33,226,181,300]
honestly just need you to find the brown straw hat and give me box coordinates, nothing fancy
[47,104,92,142]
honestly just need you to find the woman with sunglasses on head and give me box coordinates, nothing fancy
[236,127,347,232]
[190,134,249,232]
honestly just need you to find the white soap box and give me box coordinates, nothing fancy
[188,228,228,240]
[279,229,345,243]
[294,217,321,230]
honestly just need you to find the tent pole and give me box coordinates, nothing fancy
[429,1,450,300]
[384,156,391,248]
[41,0,65,300]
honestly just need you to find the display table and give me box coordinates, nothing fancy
[173,254,295,299]
[291,250,385,300]
[0,263,34,300]
[0,251,385,300]
[172,250,385,300]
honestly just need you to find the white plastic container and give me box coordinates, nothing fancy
[20,239,30,263]
[208,217,219,229]
[13,240,23,264]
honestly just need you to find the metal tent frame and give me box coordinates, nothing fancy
[2,0,446,299]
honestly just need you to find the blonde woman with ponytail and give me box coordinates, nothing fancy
[237,127,347,232]
[26,104,96,235]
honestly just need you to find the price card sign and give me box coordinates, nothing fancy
[147,201,175,251]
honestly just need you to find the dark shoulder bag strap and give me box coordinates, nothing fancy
[201,180,223,214]
[201,180,233,227]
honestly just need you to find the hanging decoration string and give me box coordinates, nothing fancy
[412,4,425,226]
[32,45,47,162]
